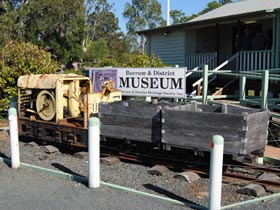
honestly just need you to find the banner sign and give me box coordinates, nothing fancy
[88,68,186,98]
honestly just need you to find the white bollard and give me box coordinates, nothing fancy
[208,135,224,210]
[8,107,20,169]
[88,117,100,188]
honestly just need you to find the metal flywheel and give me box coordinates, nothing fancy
[36,90,56,121]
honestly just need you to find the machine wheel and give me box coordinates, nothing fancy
[36,90,56,121]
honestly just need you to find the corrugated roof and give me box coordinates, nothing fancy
[189,0,280,23]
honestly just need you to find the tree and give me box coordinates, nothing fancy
[170,0,234,25]
[85,0,119,42]
[0,0,25,45]
[84,38,109,66]
[123,0,164,52]
[219,0,232,5]
[198,1,221,15]
[123,0,164,34]
[84,0,130,65]
[23,0,86,65]
[170,9,197,25]
[199,1,233,15]
[0,41,60,112]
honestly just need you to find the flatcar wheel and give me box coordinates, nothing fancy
[36,90,56,121]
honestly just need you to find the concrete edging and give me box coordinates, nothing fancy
[264,156,280,165]
[221,192,280,209]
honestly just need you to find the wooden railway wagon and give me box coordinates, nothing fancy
[98,100,162,144]
[98,101,270,160]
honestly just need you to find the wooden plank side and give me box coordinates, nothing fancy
[99,105,159,118]
[163,104,193,111]
[162,132,242,146]
[163,134,244,154]
[100,125,160,143]
[100,115,159,128]
[162,123,244,141]
[245,141,267,154]
[245,124,268,141]
[162,109,244,128]
[99,103,160,118]
[244,111,269,154]
[244,125,267,154]
[246,110,270,127]
[226,105,258,114]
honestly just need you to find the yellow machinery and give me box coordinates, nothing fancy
[17,74,121,128]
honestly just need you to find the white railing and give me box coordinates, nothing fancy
[238,50,272,71]
[186,52,217,77]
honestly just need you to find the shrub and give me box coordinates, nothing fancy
[123,53,164,67]
[0,41,60,112]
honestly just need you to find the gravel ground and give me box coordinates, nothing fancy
[1,129,280,210]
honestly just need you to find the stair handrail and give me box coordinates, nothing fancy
[190,53,238,96]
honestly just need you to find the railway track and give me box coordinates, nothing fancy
[100,148,280,188]
[223,164,280,188]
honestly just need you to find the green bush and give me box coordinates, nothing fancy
[0,41,60,112]
[99,58,119,67]
[123,53,164,67]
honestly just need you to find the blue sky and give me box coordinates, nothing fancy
[108,0,215,32]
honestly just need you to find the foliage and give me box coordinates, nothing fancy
[123,0,164,52]
[0,0,86,65]
[84,38,110,66]
[0,41,60,112]
[0,0,127,66]
[198,1,233,15]
[63,68,83,75]
[198,1,221,15]
[170,9,194,25]
[123,53,164,68]
[0,0,235,71]
[123,0,164,33]
[84,0,130,66]
[98,58,119,67]
[0,1,23,45]
[85,0,119,42]
[24,0,86,64]
[170,0,233,25]
[105,32,131,62]
[219,0,232,5]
